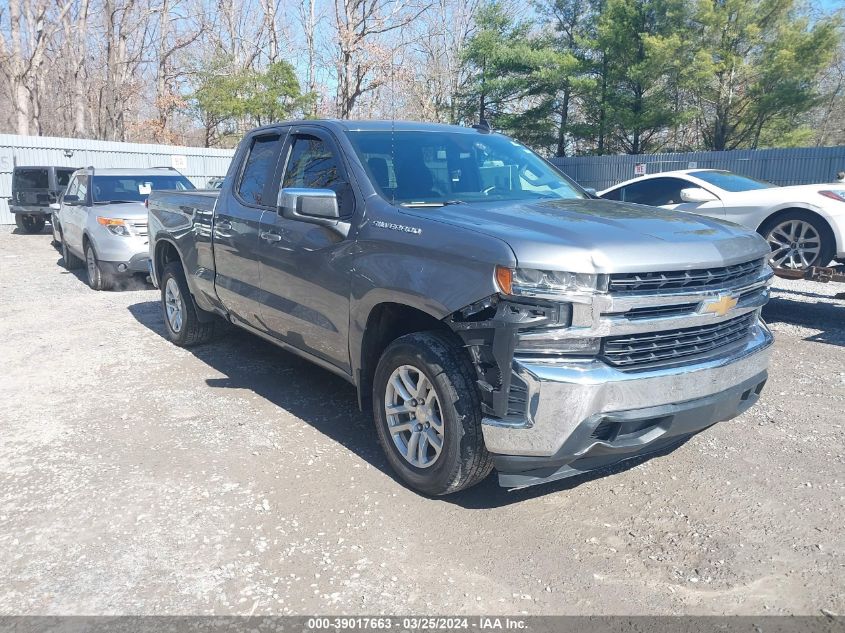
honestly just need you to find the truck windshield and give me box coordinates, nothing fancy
[346,130,585,206]
[91,174,194,203]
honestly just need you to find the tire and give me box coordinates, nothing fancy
[759,211,835,271]
[160,260,216,346]
[84,242,114,291]
[61,231,83,270]
[372,331,493,495]
[15,214,46,234]
[51,217,61,247]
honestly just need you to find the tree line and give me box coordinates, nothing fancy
[1,0,842,155]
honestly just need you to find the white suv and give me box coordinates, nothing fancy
[55,167,195,290]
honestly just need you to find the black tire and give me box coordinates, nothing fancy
[61,231,83,270]
[372,331,493,495]
[759,211,835,270]
[160,260,216,347]
[50,217,61,247]
[15,214,46,234]
[84,241,114,291]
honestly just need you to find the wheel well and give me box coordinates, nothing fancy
[757,207,835,244]
[358,303,456,411]
[155,240,181,277]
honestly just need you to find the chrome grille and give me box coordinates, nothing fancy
[608,259,764,293]
[602,313,756,370]
[132,222,148,237]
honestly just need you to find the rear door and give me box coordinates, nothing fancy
[256,126,356,373]
[12,168,50,210]
[213,130,286,329]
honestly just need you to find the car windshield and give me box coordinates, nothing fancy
[91,174,194,202]
[690,170,776,192]
[346,130,585,205]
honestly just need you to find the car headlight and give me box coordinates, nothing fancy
[496,266,605,297]
[97,217,132,236]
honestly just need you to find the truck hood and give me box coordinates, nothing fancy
[90,201,148,221]
[403,198,770,274]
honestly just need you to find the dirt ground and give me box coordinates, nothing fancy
[0,226,842,616]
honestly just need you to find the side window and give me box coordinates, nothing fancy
[64,177,79,200]
[620,177,694,206]
[601,187,621,201]
[238,134,283,206]
[76,176,89,203]
[283,135,342,189]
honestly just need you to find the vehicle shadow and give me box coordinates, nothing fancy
[55,256,153,291]
[763,290,845,347]
[127,299,688,509]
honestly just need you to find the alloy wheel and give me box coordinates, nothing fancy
[384,364,445,469]
[767,220,821,270]
[164,277,184,333]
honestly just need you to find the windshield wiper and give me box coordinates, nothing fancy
[94,200,138,204]
[400,199,465,208]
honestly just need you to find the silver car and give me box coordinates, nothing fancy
[55,167,195,290]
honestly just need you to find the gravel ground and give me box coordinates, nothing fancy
[0,226,843,616]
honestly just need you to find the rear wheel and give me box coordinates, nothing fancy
[160,261,216,346]
[372,331,493,495]
[761,212,834,270]
[15,214,45,234]
[85,242,114,291]
[61,232,83,270]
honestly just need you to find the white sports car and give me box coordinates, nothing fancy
[598,169,845,270]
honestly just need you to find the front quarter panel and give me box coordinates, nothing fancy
[348,198,517,382]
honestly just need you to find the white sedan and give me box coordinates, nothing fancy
[598,169,845,270]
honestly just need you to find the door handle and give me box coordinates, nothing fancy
[260,231,282,243]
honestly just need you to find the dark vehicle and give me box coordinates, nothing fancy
[148,121,773,495]
[11,166,77,233]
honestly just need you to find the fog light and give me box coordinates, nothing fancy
[515,329,600,355]
[117,263,128,272]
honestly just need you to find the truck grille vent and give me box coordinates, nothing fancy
[603,313,755,370]
[608,259,764,293]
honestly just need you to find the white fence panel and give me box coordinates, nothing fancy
[0,134,235,224]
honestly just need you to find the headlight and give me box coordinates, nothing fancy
[97,217,132,236]
[819,190,845,203]
[496,266,605,297]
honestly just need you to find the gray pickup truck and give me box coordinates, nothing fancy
[148,120,774,495]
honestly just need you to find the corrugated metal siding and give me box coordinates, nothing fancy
[550,146,845,191]
[0,134,235,224]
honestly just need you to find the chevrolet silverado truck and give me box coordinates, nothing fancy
[147,120,774,495]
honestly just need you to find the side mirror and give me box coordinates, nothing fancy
[49,202,61,211]
[679,187,718,203]
[63,194,80,205]
[278,187,350,237]
[583,187,598,198]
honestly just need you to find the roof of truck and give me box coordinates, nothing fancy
[250,119,492,135]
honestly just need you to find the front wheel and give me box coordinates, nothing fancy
[372,331,493,495]
[15,214,46,234]
[761,212,834,270]
[160,261,216,347]
[85,243,114,291]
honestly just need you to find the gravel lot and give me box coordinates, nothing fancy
[0,226,843,616]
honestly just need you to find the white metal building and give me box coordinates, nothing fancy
[0,134,235,224]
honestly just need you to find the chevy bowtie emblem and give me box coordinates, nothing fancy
[702,295,738,317]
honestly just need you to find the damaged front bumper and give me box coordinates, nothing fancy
[487,321,772,488]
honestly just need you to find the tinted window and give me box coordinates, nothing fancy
[14,169,49,190]
[601,187,621,201]
[56,169,75,187]
[238,134,283,205]
[346,130,584,205]
[618,177,693,206]
[91,175,193,203]
[283,135,342,189]
[690,170,775,192]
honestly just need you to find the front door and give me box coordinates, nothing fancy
[213,131,285,329]
[257,127,356,374]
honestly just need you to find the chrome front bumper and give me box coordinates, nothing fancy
[482,319,773,467]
